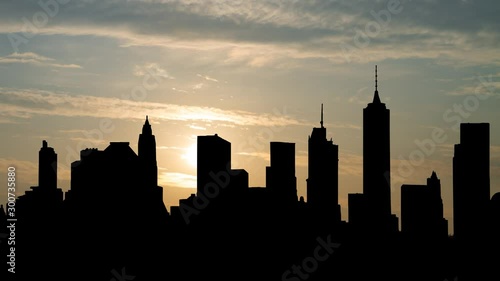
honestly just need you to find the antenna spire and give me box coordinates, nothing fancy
[320,103,324,128]
[375,65,378,92]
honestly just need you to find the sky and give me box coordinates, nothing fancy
[0,0,499,234]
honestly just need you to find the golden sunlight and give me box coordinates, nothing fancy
[182,143,197,168]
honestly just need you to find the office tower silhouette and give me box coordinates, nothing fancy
[38,140,57,189]
[490,192,500,243]
[401,171,448,241]
[266,141,298,205]
[307,104,341,225]
[57,117,169,280]
[197,134,231,198]
[14,141,64,280]
[139,115,158,188]
[452,123,491,281]
[16,140,64,215]
[348,193,367,229]
[361,65,396,234]
[453,123,490,243]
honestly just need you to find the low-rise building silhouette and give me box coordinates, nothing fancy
[401,171,448,242]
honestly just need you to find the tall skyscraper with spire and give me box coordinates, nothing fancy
[139,116,158,188]
[363,65,394,233]
[307,104,340,224]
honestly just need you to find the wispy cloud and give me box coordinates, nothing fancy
[0,87,307,127]
[159,172,196,189]
[0,52,81,69]
[237,151,270,162]
[1,1,499,67]
[188,124,207,131]
[330,123,361,130]
[134,63,173,79]
[446,80,500,97]
[339,151,362,177]
[197,74,218,82]
[172,87,189,93]
[192,83,204,90]
[0,158,38,189]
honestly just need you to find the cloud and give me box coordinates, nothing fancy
[0,87,308,127]
[134,63,173,79]
[237,151,270,162]
[172,87,189,93]
[192,83,204,90]
[0,52,82,69]
[0,158,38,189]
[197,74,218,82]
[339,151,362,177]
[159,172,196,189]
[1,0,499,67]
[446,77,500,97]
[157,146,183,150]
[330,123,361,130]
[188,124,207,131]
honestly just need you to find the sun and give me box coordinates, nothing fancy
[182,143,197,168]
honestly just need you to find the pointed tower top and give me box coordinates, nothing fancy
[431,170,438,179]
[373,65,381,104]
[320,103,324,128]
[142,115,152,135]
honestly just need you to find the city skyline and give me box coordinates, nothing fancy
[1,0,500,237]
[2,67,498,235]
[2,113,498,280]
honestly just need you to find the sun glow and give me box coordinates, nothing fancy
[182,143,197,168]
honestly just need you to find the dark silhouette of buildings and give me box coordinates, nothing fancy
[39,140,57,189]
[3,68,499,281]
[16,140,64,212]
[349,65,397,236]
[197,134,231,197]
[453,122,490,243]
[307,104,341,225]
[12,140,64,279]
[452,122,494,281]
[266,141,298,206]
[401,171,448,241]
[139,115,158,188]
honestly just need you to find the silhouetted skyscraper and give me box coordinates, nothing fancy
[197,134,231,197]
[401,171,448,241]
[266,142,297,205]
[39,140,57,189]
[307,104,340,223]
[139,116,158,187]
[348,193,367,228]
[14,141,64,279]
[17,141,64,212]
[453,123,490,243]
[363,65,393,233]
